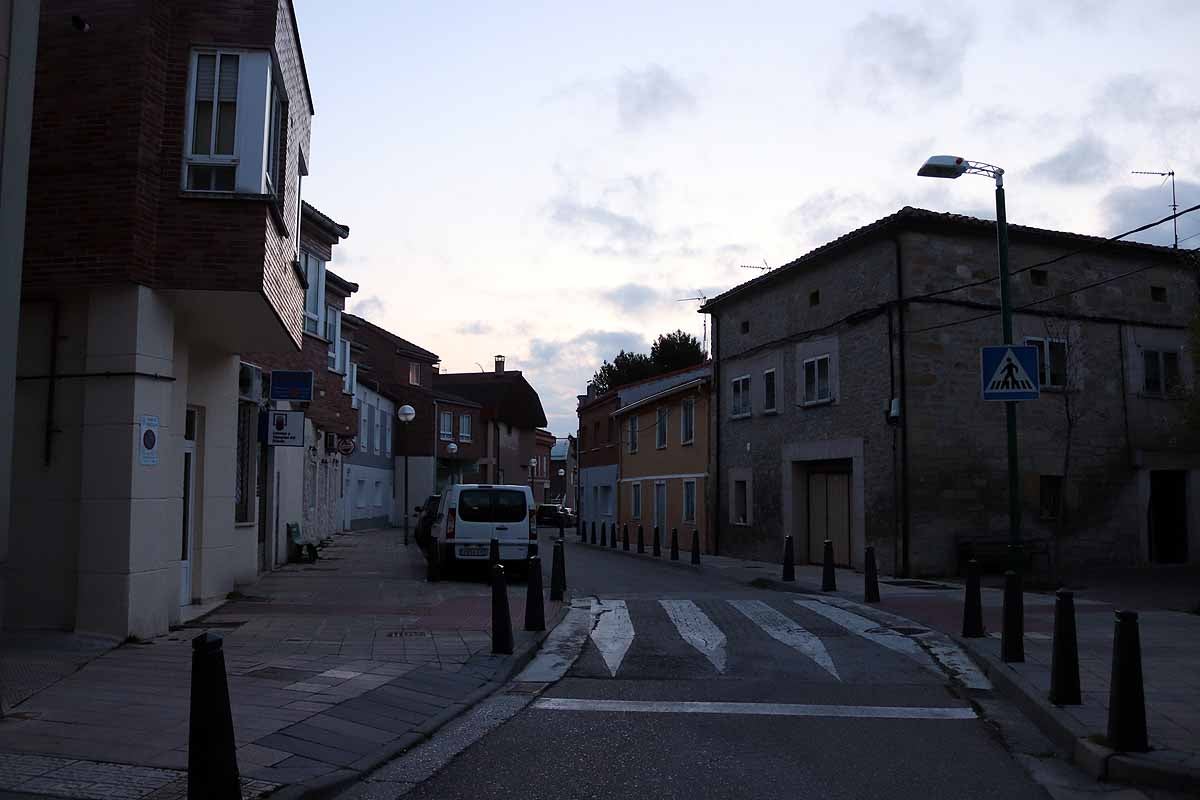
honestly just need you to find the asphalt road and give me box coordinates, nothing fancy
[366,533,1051,799]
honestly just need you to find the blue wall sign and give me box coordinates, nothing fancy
[270,370,314,402]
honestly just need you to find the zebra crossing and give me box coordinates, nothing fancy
[522,594,985,688]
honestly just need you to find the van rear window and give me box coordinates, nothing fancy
[456,490,528,523]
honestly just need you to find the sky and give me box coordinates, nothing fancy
[292,0,1199,436]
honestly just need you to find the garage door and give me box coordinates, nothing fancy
[808,471,851,566]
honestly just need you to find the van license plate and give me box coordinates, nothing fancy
[458,546,488,557]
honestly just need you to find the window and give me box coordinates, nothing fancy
[733,480,748,525]
[325,306,341,370]
[731,375,751,417]
[264,77,284,199]
[374,481,383,507]
[1025,337,1067,388]
[440,410,453,440]
[809,290,820,307]
[763,369,777,412]
[681,397,695,444]
[632,483,642,519]
[383,413,391,457]
[1150,285,1167,303]
[373,407,381,454]
[409,362,421,386]
[302,251,325,335]
[656,407,669,449]
[1030,269,1048,287]
[234,403,257,523]
[359,405,368,452]
[627,415,639,453]
[1040,475,1063,520]
[802,356,831,404]
[185,51,239,191]
[684,480,697,522]
[1143,349,1182,396]
[600,485,614,516]
[460,414,473,442]
[740,320,750,334]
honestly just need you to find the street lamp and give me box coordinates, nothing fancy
[446,442,458,486]
[557,468,566,505]
[528,457,538,500]
[397,404,416,546]
[918,155,1020,563]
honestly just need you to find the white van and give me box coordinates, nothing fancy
[430,484,536,565]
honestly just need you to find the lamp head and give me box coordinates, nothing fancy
[918,155,967,179]
[397,404,416,423]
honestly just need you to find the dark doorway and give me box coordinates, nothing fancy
[807,460,852,567]
[1149,470,1188,564]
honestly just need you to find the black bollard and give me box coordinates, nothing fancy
[558,519,565,542]
[653,526,662,557]
[1049,590,1081,706]
[670,528,679,561]
[782,535,795,582]
[550,539,566,602]
[524,556,546,632]
[637,525,645,554]
[489,537,500,568]
[188,633,241,800]
[1107,611,1149,752]
[491,564,514,655]
[961,560,984,638]
[623,524,630,551]
[590,521,596,545]
[822,539,837,592]
[1001,570,1025,663]
[427,536,440,583]
[610,523,617,549]
[600,522,607,548]
[864,545,880,603]
[691,530,701,565]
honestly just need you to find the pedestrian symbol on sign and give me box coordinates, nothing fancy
[980,345,1040,401]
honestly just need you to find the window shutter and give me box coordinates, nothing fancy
[218,54,239,101]
[196,54,217,100]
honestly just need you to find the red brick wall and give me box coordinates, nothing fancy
[244,335,355,436]
[346,321,439,457]
[578,394,619,469]
[434,401,481,463]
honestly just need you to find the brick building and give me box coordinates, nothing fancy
[533,428,556,503]
[549,436,576,507]
[8,0,318,637]
[576,389,618,534]
[702,207,1198,577]
[433,390,482,491]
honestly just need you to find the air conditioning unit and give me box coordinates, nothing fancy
[238,362,263,403]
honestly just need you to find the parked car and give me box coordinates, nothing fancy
[536,503,565,527]
[560,507,577,527]
[413,494,441,553]
[430,484,536,567]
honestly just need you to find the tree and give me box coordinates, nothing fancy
[590,350,655,394]
[650,329,705,373]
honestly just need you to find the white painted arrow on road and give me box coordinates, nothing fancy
[729,599,840,680]
[590,599,634,677]
[660,599,727,673]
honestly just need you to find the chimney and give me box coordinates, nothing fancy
[494,355,505,373]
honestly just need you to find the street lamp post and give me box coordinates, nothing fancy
[528,457,538,500]
[397,404,416,546]
[918,155,1020,563]
[557,468,565,504]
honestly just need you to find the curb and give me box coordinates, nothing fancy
[271,602,571,800]
[952,634,1200,795]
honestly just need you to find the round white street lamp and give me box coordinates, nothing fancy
[397,404,416,545]
[397,404,416,423]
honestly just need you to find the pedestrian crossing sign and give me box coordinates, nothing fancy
[980,345,1040,401]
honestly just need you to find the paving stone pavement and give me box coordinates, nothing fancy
[0,528,558,794]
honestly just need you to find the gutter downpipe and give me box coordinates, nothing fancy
[893,236,912,578]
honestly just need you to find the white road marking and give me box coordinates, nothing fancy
[532,698,976,720]
[516,600,594,683]
[793,599,938,671]
[660,599,727,673]
[728,599,840,680]
[590,599,635,677]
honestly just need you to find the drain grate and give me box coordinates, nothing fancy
[385,630,430,638]
[881,579,957,590]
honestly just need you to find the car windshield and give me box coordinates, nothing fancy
[456,489,527,523]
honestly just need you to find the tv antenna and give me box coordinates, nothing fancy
[675,290,708,354]
[740,258,771,272]
[1131,169,1178,248]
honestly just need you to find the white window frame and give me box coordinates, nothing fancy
[359,405,368,452]
[182,49,241,191]
[373,406,381,455]
[264,73,285,199]
[627,415,639,454]
[655,407,669,449]
[763,368,777,413]
[302,251,325,336]
[325,305,341,371]
[683,479,697,523]
[1024,337,1067,389]
[632,482,642,519]
[440,410,454,441]
[731,375,751,418]
[680,397,695,445]
[410,362,421,386]
[460,414,473,442]
[802,355,832,405]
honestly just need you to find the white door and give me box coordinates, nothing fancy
[654,482,667,532]
[179,425,196,608]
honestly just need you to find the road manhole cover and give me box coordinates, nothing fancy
[386,630,430,638]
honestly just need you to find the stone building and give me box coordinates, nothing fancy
[702,207,1198,577]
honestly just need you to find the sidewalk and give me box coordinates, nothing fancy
[0,528,559,800]
[578,537,1200,792]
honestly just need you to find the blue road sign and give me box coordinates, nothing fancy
[980,345,1040,401]
[270,370,314,402]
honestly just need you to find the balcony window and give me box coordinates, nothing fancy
[302,251,325,335]
[681,397,695,444]
[440,411,453,441]
[460,414,473,442]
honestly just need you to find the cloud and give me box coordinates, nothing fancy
[615,65,697,131]
[349,295,385,320]
[1093,73,1199,128]
[548,198,657,256]
[836,13,971,107]
[456,321,494,336]
[1030,135,1115,185]
[783,189,878,251]
[1101,179,1200,247]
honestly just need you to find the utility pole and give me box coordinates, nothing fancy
[1132,170,1179,249]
